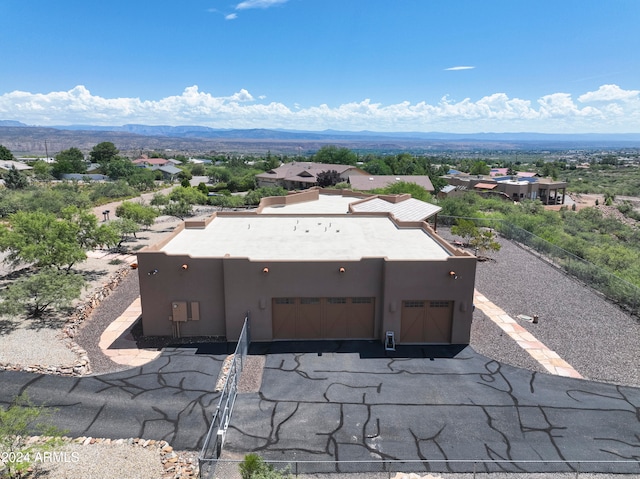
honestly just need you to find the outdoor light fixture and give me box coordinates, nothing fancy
[263,267,269,274]
[449,271,458,280]
[181,264,188,270]
[339,267,346,273]
[148,269,158,276]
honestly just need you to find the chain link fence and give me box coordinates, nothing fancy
[199,313,251,478]
[208,458,640,478]
[439,215,640,318]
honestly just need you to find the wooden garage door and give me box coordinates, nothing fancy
[400,300,453,344]
[272,297,375,340]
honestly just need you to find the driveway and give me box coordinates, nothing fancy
[0,345,227,451]
[1,341,639,474]
[223,341,640,475]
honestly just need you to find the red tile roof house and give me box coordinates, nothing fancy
[256,162,368,190]
[348,175,435,192]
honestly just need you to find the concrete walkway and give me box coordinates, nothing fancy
[473,289,583,379]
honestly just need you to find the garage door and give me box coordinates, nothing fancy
[272,297,375,340]
[400,300,453,344]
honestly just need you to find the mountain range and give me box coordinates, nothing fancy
[2,120,640,156]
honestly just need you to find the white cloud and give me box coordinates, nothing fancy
[1,84,640,133]
[235,0,288,10]
[445,66,475,71]
[225,13,238,20]
[578,84,640,103]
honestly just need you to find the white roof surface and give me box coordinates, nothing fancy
[261,195,356,214]
[350,197,442,221]
[161,216,451,261]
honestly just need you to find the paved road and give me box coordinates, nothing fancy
[1,342,639,475]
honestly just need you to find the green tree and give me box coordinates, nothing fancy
[0,268,85,317]
[3,166,29,189]
[378,181,432,202]
[103,157,137,179]
[469,160,490,176]
[0,211,87,270]
[470,228,502,259]
[61,206,119,250]
[115,201,158,228]
[169,186,208,205]
[363,158,393,175]
[111,217,141,244]
[0,393,65,478]
[52,147,87,178]
[0,144,15,162]
[312,145,357,165]
[89,141,119,165]
[163,201,194,220]
[451,219,479,246]
[243,186,287,206]
[31,160,53,181]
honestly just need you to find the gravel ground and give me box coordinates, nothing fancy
[468,233,640,387]
[33,442,164,479]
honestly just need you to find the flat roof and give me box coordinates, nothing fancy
[261,195,356,214]
[161,216,451,261]
[350,197,441,221]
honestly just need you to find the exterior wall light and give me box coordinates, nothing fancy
[181,264,188,270]
[148,269,158,276]
[263,267,269,274]
[449,271,458,280]
[339,267,346,273]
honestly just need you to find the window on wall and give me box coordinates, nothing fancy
[403,300,425,308]
[429,301,451,308]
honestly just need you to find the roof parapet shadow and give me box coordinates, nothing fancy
[248,340,469,359]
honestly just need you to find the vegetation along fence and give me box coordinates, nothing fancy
[209,458,640,478]
[198,314,251,479]
[439,215,640,317]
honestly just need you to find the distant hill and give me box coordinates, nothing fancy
[1,121,640,156]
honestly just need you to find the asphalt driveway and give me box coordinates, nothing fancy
[0,345,227,451]
[1,341,639,474]
[223,341,640,475]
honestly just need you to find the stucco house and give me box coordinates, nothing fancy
[136,189,477,346]
[255,162,367,189]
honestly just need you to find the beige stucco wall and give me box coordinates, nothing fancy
[382,256,476,344]
[137,252,226,337]
[137,250,476,344]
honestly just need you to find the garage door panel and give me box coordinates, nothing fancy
[272,298,296,339]
[349,297,375,338]
[297,298,322,338]
[272,297,375,340]
[426,301,452,343]
[400,301,425,343]
[324,298,349,338]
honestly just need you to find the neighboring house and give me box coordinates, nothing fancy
[348,175,434,192]
[256,162,367,189]
[442,171,567,204]
[0,160,33,172]
[152,165,181,181]
[133,157,171,168]
[136,188,476,345]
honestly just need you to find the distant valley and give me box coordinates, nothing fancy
[2,120,640,156]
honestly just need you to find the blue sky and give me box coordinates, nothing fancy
[1,0,639,133]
